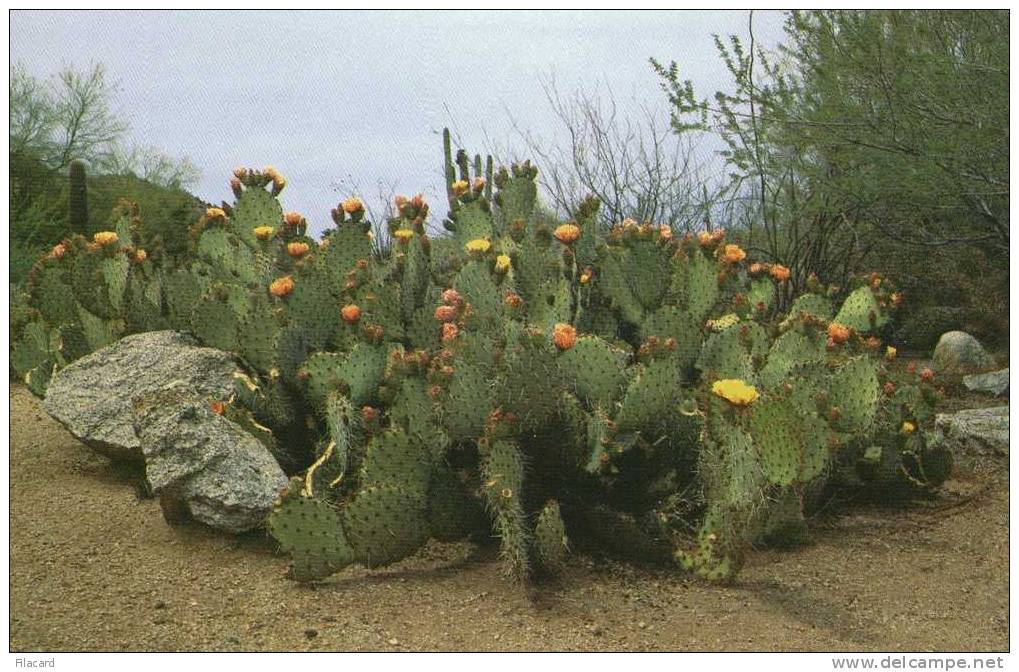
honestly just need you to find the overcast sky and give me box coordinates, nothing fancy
[10,10,786,235]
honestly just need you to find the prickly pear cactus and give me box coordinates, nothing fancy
[13,132,945,589]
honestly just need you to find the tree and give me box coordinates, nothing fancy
[655,10,1009,267]
[509,77,718,232]
[104,142,201,189]
[10,62,127,170]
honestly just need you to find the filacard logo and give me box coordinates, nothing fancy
[14,659,55,668]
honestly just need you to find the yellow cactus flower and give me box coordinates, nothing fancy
[93,231,119,247]
[342,197,364,214]
[393,229,415,243]
[722,244,746,263]
[253,226,275,241]
[465,238,491,254]
[494,254,511,274]
[205,207,227,220]
[451,180,470,198]
[133,249,147,263]
[553,223,581,245]
[711,379,759,406]
[886,346,898,360]
[901,421,916,434]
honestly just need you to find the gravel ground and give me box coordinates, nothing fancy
[9,385,1008,652]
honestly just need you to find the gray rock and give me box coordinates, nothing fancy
[934,406,1009,465]
[133,384,287,533]
[963,368,1009,397]
[42,331,241,461]
[931,331,996,375]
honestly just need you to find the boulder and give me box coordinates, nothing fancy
[42,331,241,461]
[933,406,1009,465]
[133,383,287,533]
[963,368,1009,397]
[931,331,996,375]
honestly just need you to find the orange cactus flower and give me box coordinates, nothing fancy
[50,244,66,260]
[287,242,310,258]
[504,292,523,309]
[553,323,577,351]
[209,401,226,416]
[919,368,935,382]
[553,223,581,245]
[93,231,119,247]
[434,305,458,322]
[361,406,379,423]
[442,289,463,306]
[722,244,746,264]
[341,304,361,324]
[473,176,486,192]
[133,249,147,263]
[658,225,673,240]
[284,211,304,228]
[441,322,459,343]
[697,231,713,247]
[342,197,364,214]
[269,276,295,298]
[827,322,850,344]
[233,166,248,180]
[769,264,791,282]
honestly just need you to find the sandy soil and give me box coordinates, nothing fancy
[9,385,1008,652]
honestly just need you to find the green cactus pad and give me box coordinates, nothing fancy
[532,500,569,575]
[828,356,879,433]
[481,440,530,581]
[556,335,628,410]
[342,484,430,568]
[833,286,887,333]
[615,358,684,432]
[750,394,831,486]
[759,329,826,387]
[697,324,754,381]
[442,361,493,443]
[230,186,283,249]
[267,488,354,582]
[359,429,433,493]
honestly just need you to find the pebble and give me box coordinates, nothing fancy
[154,600,167,610]
[638,621,647,629]
[388,637,399,646]
[304,628,318,639]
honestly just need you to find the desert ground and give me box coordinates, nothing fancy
[9,385,1008,652]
